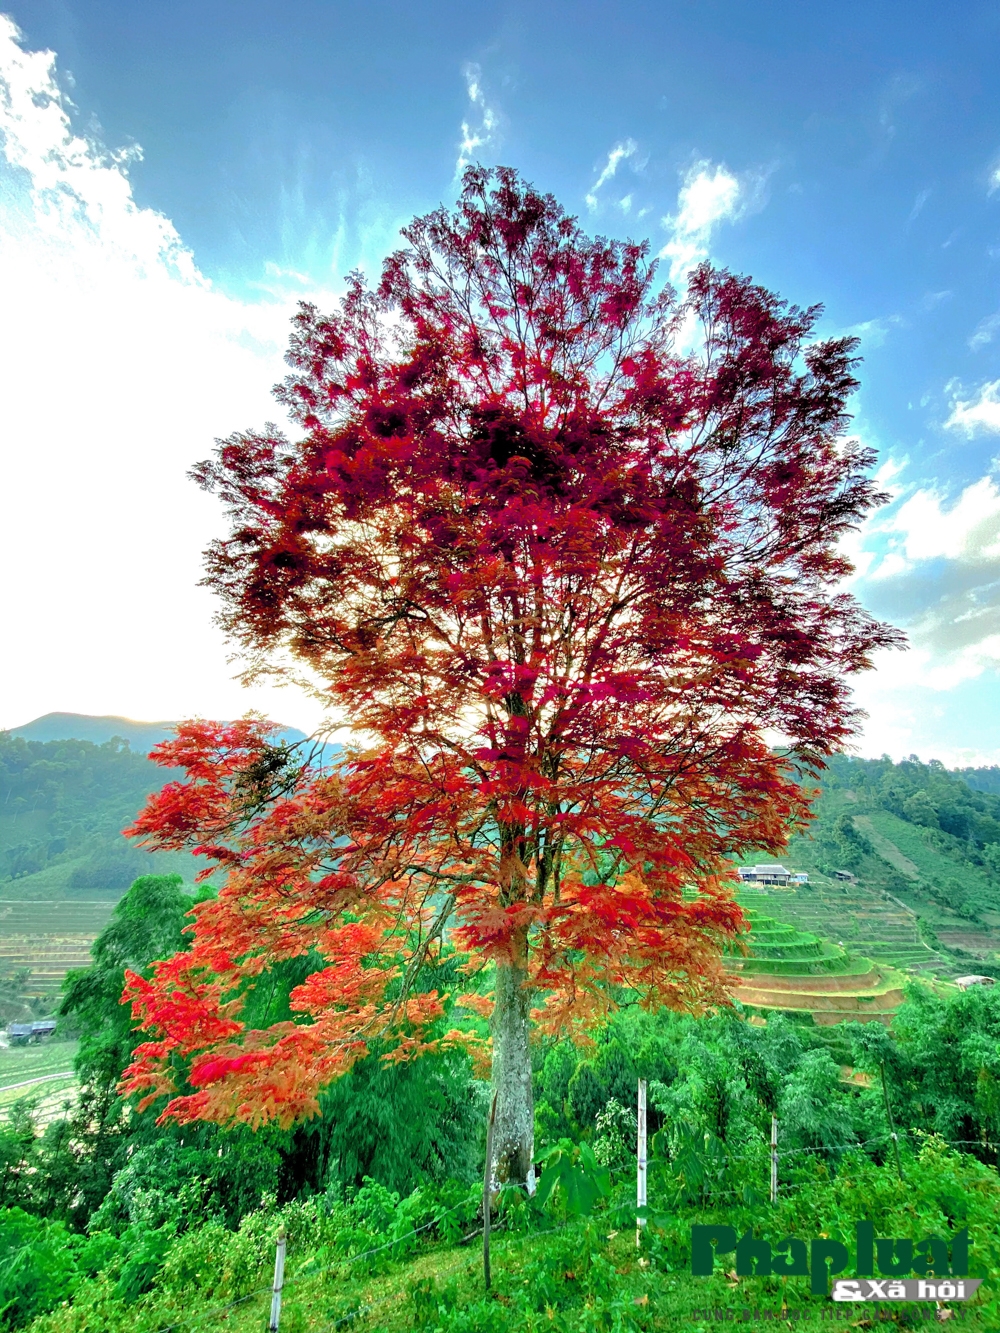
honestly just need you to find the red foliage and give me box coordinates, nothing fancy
[121,168,900,1127]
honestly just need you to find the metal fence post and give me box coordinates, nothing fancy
[269,1225,286,1331]
[880,1061,904,1181]
[636,1078,647,1247]
[770,1115,778,1204]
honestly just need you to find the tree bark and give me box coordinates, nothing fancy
[489,928,534,1188]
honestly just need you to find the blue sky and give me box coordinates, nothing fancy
[3,1,1000,762]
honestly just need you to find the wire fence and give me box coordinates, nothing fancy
[315,1213,581,1332]
[144,1124,995,1331]
[649,1126,998,1205]
[147,1195,477,1333]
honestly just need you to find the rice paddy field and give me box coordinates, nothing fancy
[727,903,915,1028]
[0,900,113,1001]
[0,1038,78,1124]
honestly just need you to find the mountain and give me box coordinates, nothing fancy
[0,716,323,898]
[7,712,309,754]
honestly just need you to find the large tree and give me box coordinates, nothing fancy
[122,167,898,1186]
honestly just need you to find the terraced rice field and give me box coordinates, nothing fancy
[0,898,118,934]
[727,907,908,1026]
[738,877,952,975]
[0,934,99,999]
[0,899,114,999]
[0,1039,79,1126]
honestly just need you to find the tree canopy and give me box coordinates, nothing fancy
[122,167,898,1181]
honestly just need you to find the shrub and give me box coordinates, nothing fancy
[0,1209,78,1329]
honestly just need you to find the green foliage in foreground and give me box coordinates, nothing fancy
[1,876,484,1236]
[5,872,1000,1330]
[9,1137,1000,1332]
[536,985,1000,1174]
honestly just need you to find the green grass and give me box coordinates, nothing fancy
[0,1040,79,1121]
[0,1074,77,1117]
[0,850,197,901]
[0,898,118,934]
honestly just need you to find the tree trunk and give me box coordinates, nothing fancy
[489,929,534,1188]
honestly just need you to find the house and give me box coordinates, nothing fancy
[790,872,809,885]
[6,1019,57,1045]
[954,975,996,990]
[738,864,792,886]
[833,870,857,883]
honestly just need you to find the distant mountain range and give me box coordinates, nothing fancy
[7,712,310,754]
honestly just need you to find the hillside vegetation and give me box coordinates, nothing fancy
[2,873,1000,1330]
[788,753,1000,917]
[0,733,199,1010]
[4,735,1000,1013]
[0,733,192,895]
[775,753,1000,972]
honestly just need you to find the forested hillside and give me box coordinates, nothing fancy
[5,730,1000,939]
[785,753,1000,926]
[0,733,186,893]
[3,745,1000,1326]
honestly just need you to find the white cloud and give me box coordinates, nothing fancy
[885,476,1000,565]
[585,139,637,212]
[838,462,1000,759]
[945,380,1000,433]
[659,159,746,285]
[456,63,499,176]
[0,15,330,733]
[848,644,1000,766]
[839,315,904,349]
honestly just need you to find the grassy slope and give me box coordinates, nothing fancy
[864,809,999,905]
[0,848,199,903]
[0,1040,79,1124]
[31,1209,997,1333]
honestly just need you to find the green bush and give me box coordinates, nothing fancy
[0,1209,78,1329]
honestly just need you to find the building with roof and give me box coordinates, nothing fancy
[738,863,792,886]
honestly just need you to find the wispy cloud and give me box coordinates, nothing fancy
[839,314,904,349]
[585,139,637,212]
[969,314,1000,351]
[908,188,931,223]
[0,14,327,731]
[456,63,499,176]
[659,159,749,284]
[877,73,922,146]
